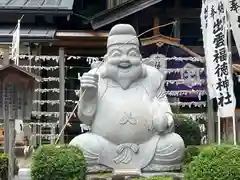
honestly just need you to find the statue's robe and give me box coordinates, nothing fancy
[70,65,184,171]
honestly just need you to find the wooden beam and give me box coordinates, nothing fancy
[44,40,106,48]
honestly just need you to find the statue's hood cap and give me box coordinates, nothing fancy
[107,24,140,47]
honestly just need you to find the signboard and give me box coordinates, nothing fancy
[201,0,236,118]
[0,81,31,120]
[0,66,38,120]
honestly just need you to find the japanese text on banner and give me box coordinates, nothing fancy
[227,0,240,55]
[202,0,236,117]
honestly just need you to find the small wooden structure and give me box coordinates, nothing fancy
[0,64,41,120]
[0,64,40,179]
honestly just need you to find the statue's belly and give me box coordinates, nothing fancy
[91,86,155,144]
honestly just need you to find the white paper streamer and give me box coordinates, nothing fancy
[31,111,77,118]
[19,64,205,75]
[17,55,59,62]
[74,89,206,97]
[34,134,58,140]
[28,122,58,128]
[165,90,206,97]
[41,77,60,82]
[32,100,60,105]
[165,68,205,74]
[33,100,206,107]
[65,56,203,62]
[20,65,59,71]
[177,113,206,120]
[36,76,205,85]
[31,111,60,117]
[165,79,205,86]
[169,101,206,107]
[35,88,60,93]
[33,100,77,105]
[0,55,58,62]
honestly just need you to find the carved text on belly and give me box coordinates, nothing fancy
[119,112,137,125]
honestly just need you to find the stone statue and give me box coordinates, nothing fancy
[69,24,185,174]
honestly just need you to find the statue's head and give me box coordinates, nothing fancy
[102,24,144,89]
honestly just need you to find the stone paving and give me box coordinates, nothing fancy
[15,169,183,180]
[15,168,31,180]
[15,157,32,179]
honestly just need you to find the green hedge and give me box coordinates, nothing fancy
[174,115,201,146]
[0,153,19,180]
[184,146,200,165]
[31,145,87,180]
[183,144,240,180]
[132,176,173,180]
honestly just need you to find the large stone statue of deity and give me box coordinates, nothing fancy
[69,24,185,174]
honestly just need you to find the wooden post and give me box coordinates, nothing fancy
[59,48,65,144]
[8,119,15,180]
[153,17,160,36]
[207,98,215,143]
[3,47,9,153]
[174,0,181,39]
[51,125,55,144]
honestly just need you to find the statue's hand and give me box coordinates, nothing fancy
[152,112,168,134]
[165,112,174,133]
[80,72,99,97]
[152,112,174,134]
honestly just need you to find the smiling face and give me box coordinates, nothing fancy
[103,44,143,89]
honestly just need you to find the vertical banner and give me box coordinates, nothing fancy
[226,0,240,55]
[11,20,20,66]
[201,0,236,118]
[201,0,216,99]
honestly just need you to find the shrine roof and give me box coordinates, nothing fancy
[0,64,41,82]
[0,26,56,42]
[90,0,163,29]
[0,0,74,14]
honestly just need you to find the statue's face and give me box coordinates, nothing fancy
[104,44,143,89]
[107,44,141,68]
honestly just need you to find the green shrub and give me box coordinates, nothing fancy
[31,145,86,180]
[132,176,173,180]
[174,115,201,146]
[0,153,8,180]
[0,153,19,180]
[184,145,200,165]
[183,144,240,180]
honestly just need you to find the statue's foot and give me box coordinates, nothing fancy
[69,132,149,172]
[69,132,105,165]
[143,133,185,172]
